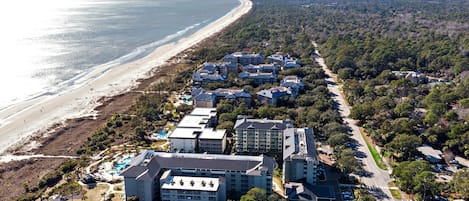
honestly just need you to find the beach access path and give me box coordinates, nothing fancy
[0,0,253,156]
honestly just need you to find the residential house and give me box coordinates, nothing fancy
[267,53,301,70]
[121,151,275,201]
[417,145,443,163]
[256,86,291,106]
[280,76,304,97]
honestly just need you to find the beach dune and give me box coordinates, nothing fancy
[0,0,252,155]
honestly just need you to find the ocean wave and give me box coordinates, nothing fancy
[54,20,208,91]
[0,20,208,113]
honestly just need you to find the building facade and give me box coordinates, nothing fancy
[256,86,291,106]
[168,108,226,153]
[121,151,275,201]
[160,170,226,201]
[192,88,252,108]
[223,52,264,65]
[234,117,292,154]
[283,128,319,185]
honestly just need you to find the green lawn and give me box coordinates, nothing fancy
[367,144,387,170]
[388,182,402,199]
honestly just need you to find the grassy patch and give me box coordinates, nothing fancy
[367,144,387,170]
[388,181,402,199]
[359,128,387,170]
[84,184,109,201]
[389,188,402,199]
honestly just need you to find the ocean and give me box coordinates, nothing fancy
[0,0,239,110]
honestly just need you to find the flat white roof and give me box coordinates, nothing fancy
[191,107,217,117]
[177,115,209,129]
[161,175,220,192]
[199,129,226,140]
[168,128,200,139]
[417,145,442,159]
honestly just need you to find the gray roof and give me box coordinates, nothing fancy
[213,88,252,98]
[239,72,276,80]
[256,87,290,99]
[285,182,336,200]
[121,151,275,180]
[283,128,318,161]
[234,117,290,130]
[194,93,215,101]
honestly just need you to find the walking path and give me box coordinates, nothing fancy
[0,154,78,163]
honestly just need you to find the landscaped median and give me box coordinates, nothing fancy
[360,128,387,170]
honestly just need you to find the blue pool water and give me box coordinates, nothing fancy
[181,95,192,104]
[112,157,133,174]
[159,130,168,139]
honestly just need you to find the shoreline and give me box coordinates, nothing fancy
[0,0,252,156]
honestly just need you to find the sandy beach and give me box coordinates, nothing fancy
[0,0,252,156]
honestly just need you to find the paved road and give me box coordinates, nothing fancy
[312,42,397,201]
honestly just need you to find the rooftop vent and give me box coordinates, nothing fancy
[201,181,206,187]
[180,179,184,186]
[209,181,214,187]
[190,180,195,186]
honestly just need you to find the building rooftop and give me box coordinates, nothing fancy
[213,88,252,98]
[239,72,276,79]
[161,171,220,192]
[199,128,226,140]
[283,128,318,161]
[168,127,201,139]
[234,117,291,130]
[177,115,210,129]
[256,86,291,99]
[121,151,276,181]
[191,107,217,117]
[285,182,336,200]
[417,145,443,160]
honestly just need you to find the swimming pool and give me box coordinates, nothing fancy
[113,157,132,174]
[152,129,168,140]
[159,130,168,138]
[181,95,192,104]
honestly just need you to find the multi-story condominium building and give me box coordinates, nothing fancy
[267,53,301,70]
[242,64,279,74]
[192,88,252,108]
[223,52,264,65]
[160,170,226,201]
[234,117,292,154]
[283,128,319,185]
[168,108,226,153]
[198,128,227,154]
[121,151,275,201]
[256,86,292,106]
[238,72,277,85]
[192,62,237,86]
